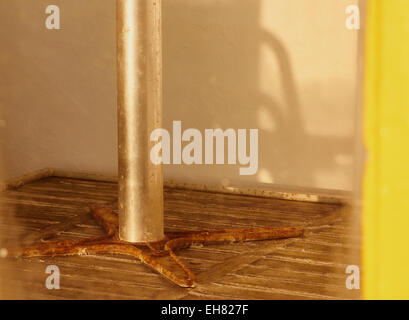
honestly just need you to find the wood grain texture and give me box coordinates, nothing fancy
[0,176,360,299]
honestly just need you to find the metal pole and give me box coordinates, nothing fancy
[116,0,164,243]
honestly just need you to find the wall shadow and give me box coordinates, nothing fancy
[163,0,357,191]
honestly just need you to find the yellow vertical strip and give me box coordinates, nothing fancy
[363,0,409,299]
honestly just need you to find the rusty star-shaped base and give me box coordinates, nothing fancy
[12,206,304,287]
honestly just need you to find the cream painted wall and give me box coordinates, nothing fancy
[0,0,360,191]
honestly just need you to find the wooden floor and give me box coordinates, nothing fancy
[0,177,360,300]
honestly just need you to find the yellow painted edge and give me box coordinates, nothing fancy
[363,0,409,299]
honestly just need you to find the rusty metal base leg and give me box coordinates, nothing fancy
[11,207,304,288]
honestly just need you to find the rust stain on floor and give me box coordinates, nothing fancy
[0,177,360,299]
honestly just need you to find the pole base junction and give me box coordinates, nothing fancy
[12,206,304,288]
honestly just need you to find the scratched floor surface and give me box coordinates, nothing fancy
[0,177,360,299]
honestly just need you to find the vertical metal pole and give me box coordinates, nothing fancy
[116,0,164,243]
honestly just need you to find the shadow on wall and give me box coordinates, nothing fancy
[0,0,358,191]
[163,0,357,191]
